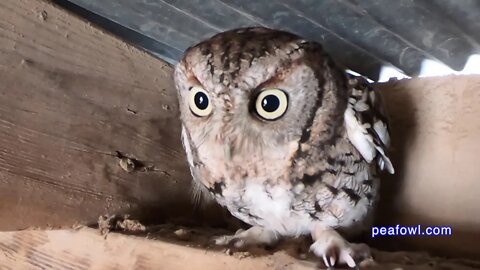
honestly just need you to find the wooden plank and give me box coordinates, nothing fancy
[0,228,312,270]
[1,228,479,270]
[0,0,199,230]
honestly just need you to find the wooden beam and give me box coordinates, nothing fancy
[1,228,479,269]
[0,228,314,270]
[0,0,197,230]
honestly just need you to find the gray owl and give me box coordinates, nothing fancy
[174,27,394,268]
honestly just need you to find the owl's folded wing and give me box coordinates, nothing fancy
[181,125,216,206]
[344,75,395,174]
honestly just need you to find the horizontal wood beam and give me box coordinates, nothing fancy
[1,228,479,269]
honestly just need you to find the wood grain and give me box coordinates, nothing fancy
[1,228,479,270]
[0,0,197,230]
[0,228,313,270]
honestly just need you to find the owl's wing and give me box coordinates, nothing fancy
[181,125,215,206]
[343,75,395,174]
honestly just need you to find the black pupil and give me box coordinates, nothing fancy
[261,95,280,112]
[194,92,209,110]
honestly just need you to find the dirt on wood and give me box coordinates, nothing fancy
[98,214,146,236]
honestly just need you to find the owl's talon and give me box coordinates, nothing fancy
[310,227,370,268]
[322,254,336,268]
[343,253,356,268]
[312,241,367,268]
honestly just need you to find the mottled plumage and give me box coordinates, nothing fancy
[174,27,394,268]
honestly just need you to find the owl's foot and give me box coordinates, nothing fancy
[310,226,371,268]
[214,226,278,249]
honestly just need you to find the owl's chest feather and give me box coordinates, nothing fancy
[218,182,313,236]
[182,126,376,237]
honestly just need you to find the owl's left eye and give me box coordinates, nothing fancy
[254,89,289,121]
[189,86,213,117]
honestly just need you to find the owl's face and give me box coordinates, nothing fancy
[174,28,346,167]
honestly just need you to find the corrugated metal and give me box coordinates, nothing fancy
[54,0,480,81]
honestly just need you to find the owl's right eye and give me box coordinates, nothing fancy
[254,88,289,121]
[188,86,213,117]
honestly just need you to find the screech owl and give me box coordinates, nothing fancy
[174,27,394,268]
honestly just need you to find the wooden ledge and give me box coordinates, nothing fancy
[1,227,480,270]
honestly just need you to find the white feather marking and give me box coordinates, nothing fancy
[240,183,311,236]
[181,126,195,169]
[181,125,213,205]
[344,107,375,163]
[243,184,290,218]
[354,100,369,112]
[344,107,395,174]
[373,120,390,146]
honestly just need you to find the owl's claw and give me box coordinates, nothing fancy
[310,226,371,268]
[322,254,337,268]
[213,226,278,249]
[311,240,367,268]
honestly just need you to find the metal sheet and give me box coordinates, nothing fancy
[54,0,480,80]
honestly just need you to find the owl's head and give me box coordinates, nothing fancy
[174,27,347,159]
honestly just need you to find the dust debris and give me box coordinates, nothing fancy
[223,249,251,259]
[142,164,157,173]
[126,107,137,114]
[162,104,170,110]
[118,157,136,172]
[115,151,155,173]
[71,222,84,231]
[105,196,113,209]
[98,214,146,237]
[20,58,33,66]
[174,228,192,241]
[233,251,251,259]
[38,10,48,21]
[159,170,171,177]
